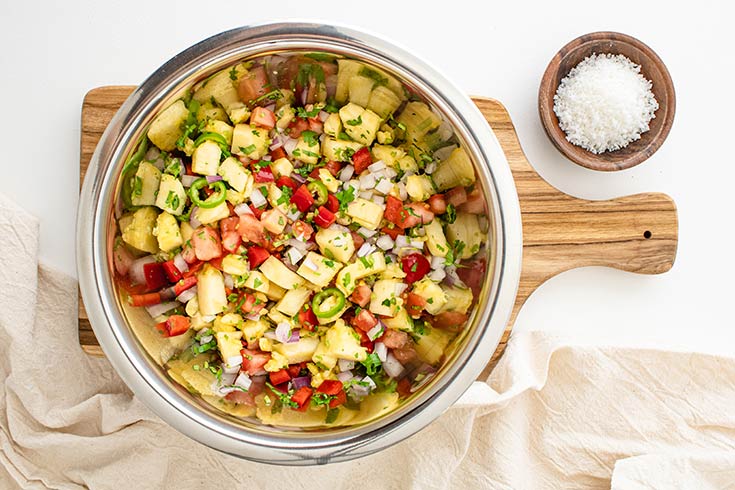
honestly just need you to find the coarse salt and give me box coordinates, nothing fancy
[553,53,659,154]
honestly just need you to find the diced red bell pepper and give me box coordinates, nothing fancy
[157,315,190,337]
[351,147,372,174]
[326,194,339,213]
[241,349,271,375]
[208,256,224,271]
[401,253,431,284]
[269,369,291,386]
[316,379,343,396]
[236,292,263,315]
[254,165,275,183]
[358,329,374,353]
[249,203,264,219]
[143,262,169,291]
[250,107,276,129]
[220,216,242,253]
[182,260,203,279]
[351,308,378,332]
[381,225,402,240]
[290,184,315,213]
[287,364,303,378]
[290,386,313,410]
[276,175,298,191]
[298,304,318,331]
[161,260,182,283]
[270,147,287,161]
[172,276,197,296]
[247,245,270,268]
[329,389,347,409]
[313,206,336,228]
[350,231,365,250]
[384,195,408,228]
[129,292,162,307]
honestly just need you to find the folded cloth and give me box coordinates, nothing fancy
[1,192,734,490]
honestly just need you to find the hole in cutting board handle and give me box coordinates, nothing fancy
[643,230,652,239]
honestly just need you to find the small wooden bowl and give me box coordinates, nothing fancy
[538,32,676,171]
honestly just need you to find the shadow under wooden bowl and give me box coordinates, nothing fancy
[538,31,676,172]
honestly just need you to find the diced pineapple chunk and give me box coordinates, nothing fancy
[293,133,321,164]
[405,175,435,202]
[322,137,364,162]
[147,100,189,152]
[244,271,270,293]
[411,277,447,315]
[155,174,186,215]
[346,198,384,230]
[197,264,227,316]
[213,313,242,333]
[270,157,294,179]
[191,140,221,176]
[203,120,234,145]
[241,318,269,344]
[231,124,269,159]
[297,252,343,288]
[325,320,368,362]
[192,66,250,124]
[369,279,403,317]
[218,156,252,193]
[315,228,355,263]
[335,252,386,295]
[371,145,405,169]
[312,340,338,370]
[318,168,339,193]
[335,59,365,103]
[382,307,414,332]
[216,331,243,367]
[438,286,474,315]
[275,287,311,317]
[153,211,183,252]
[414,326,452,365]
[347,75,374,107]
[222,254,249,276]
[425,220,449,257]
[381,262,407,280]
[432,147,476,191]
[323,113,342,138]
[122,207,159,253]
[194,201,229,225]
[264,351,289,372]
[260,256,306,289]
[339,103,381,145]
[367,85,402,118]
[263,282,287,301]
[445,212,484,259]
[396,101,441,145]
[131,162,161,207]
[273,337,320,364]
[275,105,296,130]
[196,101,228,123]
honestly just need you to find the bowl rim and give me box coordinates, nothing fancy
[77,21,523,464]
[538,30,676,172]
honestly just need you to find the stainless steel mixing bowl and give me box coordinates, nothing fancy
[77,21,522,465]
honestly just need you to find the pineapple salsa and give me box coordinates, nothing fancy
[113,52,489,427]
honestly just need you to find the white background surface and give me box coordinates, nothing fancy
[1,1,732,354]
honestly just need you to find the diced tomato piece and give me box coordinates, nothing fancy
[313,206,336,228]
[323,160,342,177]
[329,389,347,409]
[225,390,255,406]
[381,329,409,349]
[269,369,291,386]
[249,204,264,219]
[392,345,418,364]
[241,349,271,375]
[236,292,264,315]
[246,245,270,268]
[276,175,298,190]
[405,292,427,318]
[428,194,447,215]
[349,285,371,307]
[456,258,487,299]
[208,256,224,271]
[161,260,182,283]
[251,107,276,129]
[185,162,195,176]
[401,253,431,284]
[458,189,485,214]
[351,147,372,174]
[287,364,302,378]
[316,379,343,396]
[326,194,339,213]
[308,117,324,134]
[401,203,435,228]
[129,292,162,307]
[446,186,468,206]
[182,260,202,279]
[350,231,365,250]
[381,225,402,240]
[143,262,169,291]
[358,329,374,353]
[396,378,412,397]
[352,309,378,332]
[220,216,242,253]
[270,146,287,161]
[287,117,309,138]
[290,386,313,409]
[291,220,313,241]
[431,311,469,330]
[238,214,267,246]
[181,238,197,262]
[298,304,318,331]
[385,195,408,228]
[192,226,223,262]
[237,64,270,106]
[172,276,197,296]
[254,165,275,183]
[160,315,190,337]
[290,184,315,212]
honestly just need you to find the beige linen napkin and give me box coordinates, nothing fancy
[1,192,734,490]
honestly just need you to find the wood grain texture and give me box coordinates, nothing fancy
[78,88,679,376]
[538,31,676,171]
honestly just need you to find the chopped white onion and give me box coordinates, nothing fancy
[376,235,394,251]
[357,227,377,238]
[283,137,299,156]
[394,283,409,296]
[189,207,201,229]
[384,167,398,179]
[234,372,252,390]
[394,235,409,250]
[181,175,198,187]
[129,255,157,285]
[373,195,386,206]
[338,165,355,182]
[245,312,262,321]
[357,242,376,258]
[318,110,329,122]
[375,178,394,195]
[222,363,240,375]
[285,246,304,265]
[261,155,272,162]
[269,135,284,150]
[429,268,446,282]
[362,375,377,391]
[226,355,243,368]
[374,342,388,362]
[250,188,267,208]
[145,301,180,319]
[368,160,386,172]
[234,203,253,216]
[424,161,437,174]
[368,320,385,341]
[338,359,355,371]
[409,238,425,249]
[337,371,354,383]
[173,253,189,273]
[176,285,197,303]
[431,255,445,270]
[199,334,213,344]
[359,173,376,190]
[397,182,408,200]
[359,190,373,200]
[223,273,234,290]
[383,353,404,378]
[286,208,302,221]
[275,322,292,343]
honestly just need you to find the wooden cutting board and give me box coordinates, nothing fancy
[78,87,679,377]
